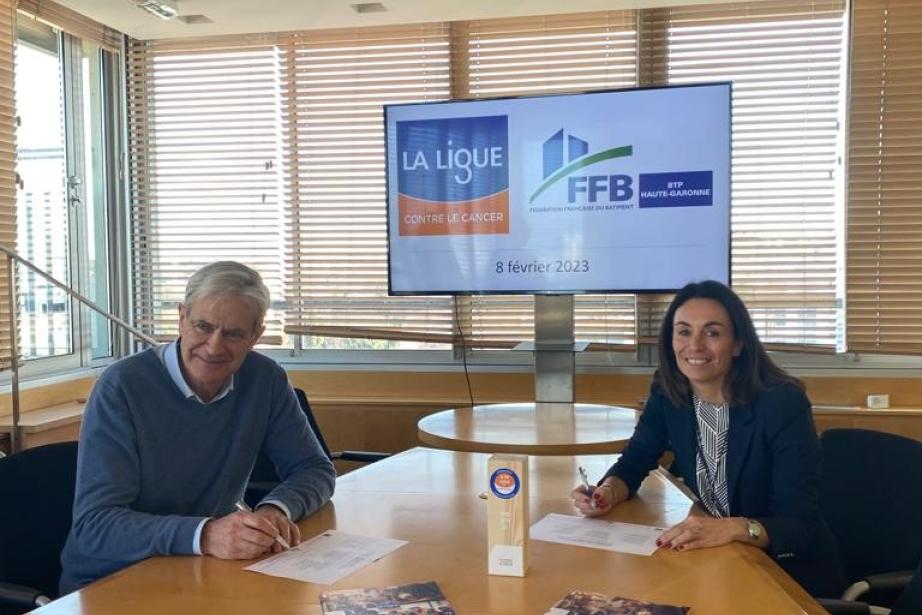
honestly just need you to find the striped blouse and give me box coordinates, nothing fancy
[693,395,730,517]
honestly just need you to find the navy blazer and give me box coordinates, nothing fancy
[605,381,839,571]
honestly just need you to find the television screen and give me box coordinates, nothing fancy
[384,83,731,295]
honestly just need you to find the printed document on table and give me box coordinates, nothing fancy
[530,513,665,556]
[245,530,407,585]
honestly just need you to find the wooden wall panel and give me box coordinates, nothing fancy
[800,376,922,408]
[0,377,94,417]
[6,370,922,456]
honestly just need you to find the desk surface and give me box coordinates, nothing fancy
[417,403,638,455]
[36,448,823,615]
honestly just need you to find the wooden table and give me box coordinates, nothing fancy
[35,448,823,615]
[417,402,638,454]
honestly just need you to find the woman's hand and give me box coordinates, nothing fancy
[656,515,748,551]
[570,477,628,517]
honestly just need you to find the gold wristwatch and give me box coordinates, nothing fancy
[746,518,762,542]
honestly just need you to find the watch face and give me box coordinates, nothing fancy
[747,519,761,539]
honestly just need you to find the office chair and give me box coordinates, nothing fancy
[0,441,78,615]
[820,558,922,615]
[245,388,390,506]
[818,429,922,610]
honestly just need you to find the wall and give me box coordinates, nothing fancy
[289,371,922,462]
[0,376,94,417]
[3,370,920,457]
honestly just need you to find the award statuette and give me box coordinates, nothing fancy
[487,454,529,577]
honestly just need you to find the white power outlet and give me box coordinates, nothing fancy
[867,394,890,409]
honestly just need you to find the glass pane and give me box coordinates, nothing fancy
[81,40,112,359]
[15,23,73,359]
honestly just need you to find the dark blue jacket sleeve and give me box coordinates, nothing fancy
[754,385,823,559]
[603,393,670,495]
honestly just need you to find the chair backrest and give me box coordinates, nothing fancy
[293,387,332,459]
[892,558,922,615]
[0,441,78,600]
[248,388,331,490]
[819,428,922,583]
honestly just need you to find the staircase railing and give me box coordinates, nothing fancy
[0,244,157,454]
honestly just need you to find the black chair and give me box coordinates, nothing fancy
[818,429,922,610]
[246,388,390,506]
[821,558,922,615]
[0,441,78,615]
[891,559,922,615]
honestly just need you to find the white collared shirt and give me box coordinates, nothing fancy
[157,339,234,404]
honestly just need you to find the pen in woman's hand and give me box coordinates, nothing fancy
[578,466,596,509]
[235,500,292,549]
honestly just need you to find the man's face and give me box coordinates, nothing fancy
[177,294,263,401]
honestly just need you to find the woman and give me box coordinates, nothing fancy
[571,280,844,597]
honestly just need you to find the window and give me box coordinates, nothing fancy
[15,18,71,360]
[127,27,454,349]
[644,1,848,350]
[11,5,123,371]
[126,3,849,354]
[846,0,922,354]
[127,37,286,345]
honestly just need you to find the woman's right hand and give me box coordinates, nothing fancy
[570,483,615,517]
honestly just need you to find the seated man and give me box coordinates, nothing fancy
[60,261,335,593]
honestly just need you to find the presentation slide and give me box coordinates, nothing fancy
[385,83,731,294]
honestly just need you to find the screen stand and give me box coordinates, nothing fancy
[513,295,589,404]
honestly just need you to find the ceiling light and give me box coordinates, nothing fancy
[177,14,213,25]
[351,3,387,14]
[130,0,179,20]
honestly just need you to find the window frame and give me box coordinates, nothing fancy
[6,17,124,382]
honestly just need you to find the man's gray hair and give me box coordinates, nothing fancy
[184,261,270,328]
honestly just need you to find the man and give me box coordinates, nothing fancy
[60,261,335,592]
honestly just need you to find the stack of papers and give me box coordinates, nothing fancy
[530,513,665,556]
[245,530,407,585]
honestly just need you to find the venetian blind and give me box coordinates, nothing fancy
[847,0,922,353]
[638,0,847,349]
[280,24,454,345]
[127,34,286,342]
[0,0,15,368]
[17,0,120,51]
[451,12,638,349]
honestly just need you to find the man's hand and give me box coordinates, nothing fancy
[200,510,282,559]
[254,504,301,553]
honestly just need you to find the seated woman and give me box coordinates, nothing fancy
[571,280,845,598]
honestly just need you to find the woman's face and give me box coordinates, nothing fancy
[671,297,742,400]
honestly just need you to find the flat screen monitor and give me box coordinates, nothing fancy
[384,82,731,295]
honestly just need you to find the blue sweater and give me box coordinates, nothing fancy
[59,347,335,592]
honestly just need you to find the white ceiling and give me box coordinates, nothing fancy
[54,0,730,41]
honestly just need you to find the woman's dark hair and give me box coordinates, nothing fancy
[653,280,802,407]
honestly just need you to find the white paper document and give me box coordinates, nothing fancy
[244,530,407,585]
[530,513,665,556]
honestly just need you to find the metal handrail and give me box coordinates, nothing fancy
[0,244,157,454]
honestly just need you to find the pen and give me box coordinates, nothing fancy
[234,500,292,549]
[578,466,596,509]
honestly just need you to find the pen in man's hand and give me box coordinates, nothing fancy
[578,466,596,509]
[234,500,292,549]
